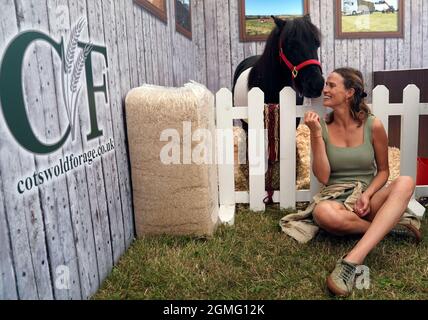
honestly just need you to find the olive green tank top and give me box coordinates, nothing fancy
[320,115,376,189]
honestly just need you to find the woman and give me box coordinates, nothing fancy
[304,67,422,297]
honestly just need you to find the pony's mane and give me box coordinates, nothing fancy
[281,16,321,47]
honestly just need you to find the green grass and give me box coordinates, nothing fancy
[94,205,428,300]
[342,12,399,33]
[245,20,275,36]
[245,16,298,36]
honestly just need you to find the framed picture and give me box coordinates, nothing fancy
[239,0,309,42]
[134,0,167,23]
[335,0,404,38]
[175,0,192,40]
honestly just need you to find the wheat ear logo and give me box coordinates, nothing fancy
[0,17,108,155]
[61,18,93,141]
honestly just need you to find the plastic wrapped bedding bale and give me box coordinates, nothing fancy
[125,82,219,237]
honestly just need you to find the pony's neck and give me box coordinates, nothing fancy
[250,34,293,103]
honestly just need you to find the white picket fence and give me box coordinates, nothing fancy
[216,85,428,225]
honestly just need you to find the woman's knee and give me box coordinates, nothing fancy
[391,176,415,197]
[313,202,347,235]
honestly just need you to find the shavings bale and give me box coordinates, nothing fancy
[126,82,219,237]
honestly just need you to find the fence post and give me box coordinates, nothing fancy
[280,87,296,209]
[309,96,325,198]
[372,85,390,134]
[401,85,420,180]
[248,88,266,211]
[216,88,235,225]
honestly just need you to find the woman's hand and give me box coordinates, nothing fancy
[304,111,322,137]
[354,193,371,217]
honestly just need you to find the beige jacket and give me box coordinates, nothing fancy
[279,182,421,243]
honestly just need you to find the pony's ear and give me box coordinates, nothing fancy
[271,15,286,29]
[303,14,311,22]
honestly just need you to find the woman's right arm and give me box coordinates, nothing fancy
[304,112,331,185]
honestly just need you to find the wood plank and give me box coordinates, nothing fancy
[217,0,232,89]
[372,39,385,72]
[133,3,147,86]
[66,0,101,299]
[359,39,373,102]
[46,0,84,300]
[248,88,265,211]
[113,0,134,249]
[423,0,428,68]
[101,0,133,259]
[12,0,55,300]
[164,0,173,86]
[309,0,321,28]
[216,89,235,207]
[385,39,398,70]
[319,0,335,74]
[280,88,296,209]
[192,0,207,85]
[204,0,219,91]
[229,0,245,90]
[81,0,116,288]
[401,85,420,178]
[398,0,411,69]
[0,0,22,300]
[29,0,87,300]
[89,68,124,272]
[347,39,360,70]
[124,0,139,89]
[335,40,348,68]
[411,0,423,68]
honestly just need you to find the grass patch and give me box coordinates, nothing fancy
[94,205,428,300]
[342,12,399,33]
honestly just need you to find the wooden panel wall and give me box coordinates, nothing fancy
[0,0,197,300]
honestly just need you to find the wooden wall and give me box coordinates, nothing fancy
[197,0,428,101]
[0,0,198,300]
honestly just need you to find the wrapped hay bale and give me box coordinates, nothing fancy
[126,82,219,237]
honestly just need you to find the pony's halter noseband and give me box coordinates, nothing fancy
[279,44,322,80]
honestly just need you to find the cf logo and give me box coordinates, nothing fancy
[0,29,108,154]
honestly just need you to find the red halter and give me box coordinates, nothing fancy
[279,46,322,80]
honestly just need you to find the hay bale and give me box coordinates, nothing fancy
[126,82,219,237]
[234,125,401,190]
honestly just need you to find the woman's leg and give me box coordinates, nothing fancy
[345,176,415,265]
[313,200,371,236]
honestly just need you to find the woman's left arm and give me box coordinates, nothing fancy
[364,118,390,198]
[355,118,389,216]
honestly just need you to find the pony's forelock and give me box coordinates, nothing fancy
[281,16,321,47]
